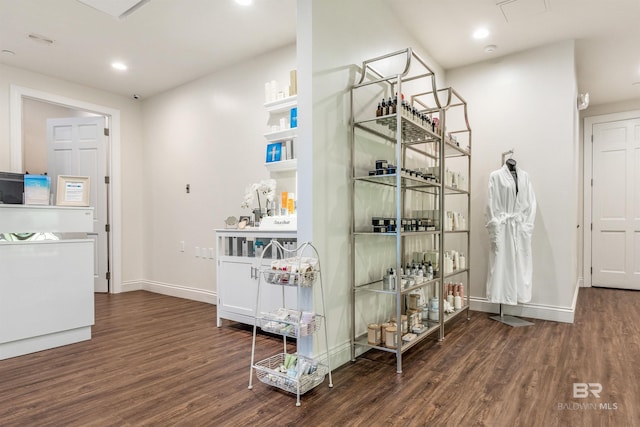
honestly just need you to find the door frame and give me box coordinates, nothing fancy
[583,109,640,287]
[9,84,122,294]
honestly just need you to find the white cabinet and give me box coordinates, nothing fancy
[215,229,297,327]
[0,205,94,360]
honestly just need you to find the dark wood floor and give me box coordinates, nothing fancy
[0,287,638,427]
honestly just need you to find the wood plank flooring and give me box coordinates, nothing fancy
[0,288,638,427]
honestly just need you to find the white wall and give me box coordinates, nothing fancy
[135,44,296,301]
[297,0,445,367]
[0,63,145,287]
[447,41,580,322]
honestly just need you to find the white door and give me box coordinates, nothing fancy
[47,116,109,293]
[591,118,640,289]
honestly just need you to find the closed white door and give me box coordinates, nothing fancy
[47,116,109,293]
[591,118,640,289]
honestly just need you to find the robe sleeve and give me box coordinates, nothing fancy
[523,177,536,226]
[485,174,500,234]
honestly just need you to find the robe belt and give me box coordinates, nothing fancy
[496,213,523,225]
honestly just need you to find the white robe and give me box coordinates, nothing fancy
[485,164,536,305]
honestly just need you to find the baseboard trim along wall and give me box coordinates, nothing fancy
[120,280,217,305]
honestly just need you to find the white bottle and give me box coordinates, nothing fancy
[454,292,462,310]
[447,290,454,306]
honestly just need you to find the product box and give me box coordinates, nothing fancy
[24,174,51,205]
[290,107,298,128]
[266,142,282,163]
[289,69,297,96]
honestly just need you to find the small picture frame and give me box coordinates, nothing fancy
[56,175,90,207]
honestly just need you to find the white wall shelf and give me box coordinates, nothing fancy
[265,159,298,173]
[264,128,298,142]
[264,95,298,114]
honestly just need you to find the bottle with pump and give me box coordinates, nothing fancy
[376,102,382,117]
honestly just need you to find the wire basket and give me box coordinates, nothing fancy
[261,269,318,287]
[260,318,320,338]
[254,353,328,395]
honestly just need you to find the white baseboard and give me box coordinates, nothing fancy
[470,294,577,324]
[120,280,217,305]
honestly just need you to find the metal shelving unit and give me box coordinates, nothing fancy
[248,241,333,406]
[350,48,472,373]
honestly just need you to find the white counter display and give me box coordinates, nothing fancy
[0,205,95,360]
[216,228,297,327]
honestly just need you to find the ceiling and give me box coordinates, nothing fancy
[1,0,639,106]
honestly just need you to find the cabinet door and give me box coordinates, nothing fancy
[218,260,257,322]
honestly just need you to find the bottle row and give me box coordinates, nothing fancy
[444,168,466,190]
[382,260,436,291]
[442,250,467,275]
[444,211,467,232]
[375,95,441,135]
[221,236,297,258]
[371,216,438,233]
[367,280,466,349]
[264,70,297,104]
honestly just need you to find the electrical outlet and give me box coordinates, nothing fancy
[179,241,185,252]
[208,248,214,259]
[195,246,200,257]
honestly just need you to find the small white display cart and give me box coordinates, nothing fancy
[248,240,333,406]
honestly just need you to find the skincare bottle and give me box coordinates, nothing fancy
[447,290,454,306]
[287,192,295,215]
[376,102,382,117]
[381,99,387,116]
[454,292,462,310]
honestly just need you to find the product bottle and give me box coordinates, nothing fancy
[381,99,387,116]
[287,192,296,215]
[454,292,462,310]
[376,102,382,117]
[387,97,393,115]
[427,261,433,280]
[447,290,454,306]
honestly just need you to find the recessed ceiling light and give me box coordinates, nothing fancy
[473,28,490,40]
[235,0,252,5]
[632,81,640,86]
[111,62,128,71]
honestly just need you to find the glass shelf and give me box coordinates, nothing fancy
[354,173,439,193]
[354,115,441,145]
